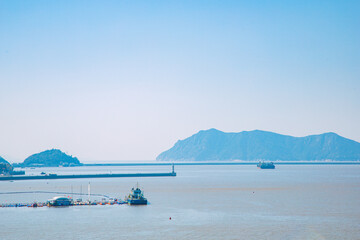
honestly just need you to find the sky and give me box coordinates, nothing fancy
[0,0,359,162]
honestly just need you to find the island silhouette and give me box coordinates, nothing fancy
[157,129,360,161]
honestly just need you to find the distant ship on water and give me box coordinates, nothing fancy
[257,161,275,169]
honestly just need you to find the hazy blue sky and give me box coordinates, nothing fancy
[1,0,359,162]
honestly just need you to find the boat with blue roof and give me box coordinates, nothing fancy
[125,183,147,205]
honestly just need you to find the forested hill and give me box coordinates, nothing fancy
[0,156,10,164]
[22,149,81,167]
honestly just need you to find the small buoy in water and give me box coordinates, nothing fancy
[169,217,171,220]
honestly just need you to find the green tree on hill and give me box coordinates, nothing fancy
[22,149,81,167]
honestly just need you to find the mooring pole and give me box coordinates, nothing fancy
[88,182,90,202]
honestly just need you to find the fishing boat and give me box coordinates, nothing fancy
[125,184,147,205]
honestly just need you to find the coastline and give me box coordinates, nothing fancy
[82,161,360,166]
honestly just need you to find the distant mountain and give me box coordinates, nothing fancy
[22,149,82,167]
[156,129,360,161]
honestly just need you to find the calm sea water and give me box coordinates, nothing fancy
[1,165,359,240]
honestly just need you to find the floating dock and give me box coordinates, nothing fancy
[0,172,176,181]
[1,200,127,208]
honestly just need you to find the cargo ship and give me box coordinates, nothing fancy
[125,184,147,205]
[257,161,275,169]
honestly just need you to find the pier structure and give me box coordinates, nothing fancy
[0,172,176,181]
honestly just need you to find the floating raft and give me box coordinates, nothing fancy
[1,200,127,208]
[0,172,176,181]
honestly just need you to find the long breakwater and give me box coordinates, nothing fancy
[0,172,176,181]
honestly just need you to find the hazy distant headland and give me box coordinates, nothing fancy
[156,129,360,161]
[14,149,82,167]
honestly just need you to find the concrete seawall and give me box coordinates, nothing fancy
[0,172,176,181]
